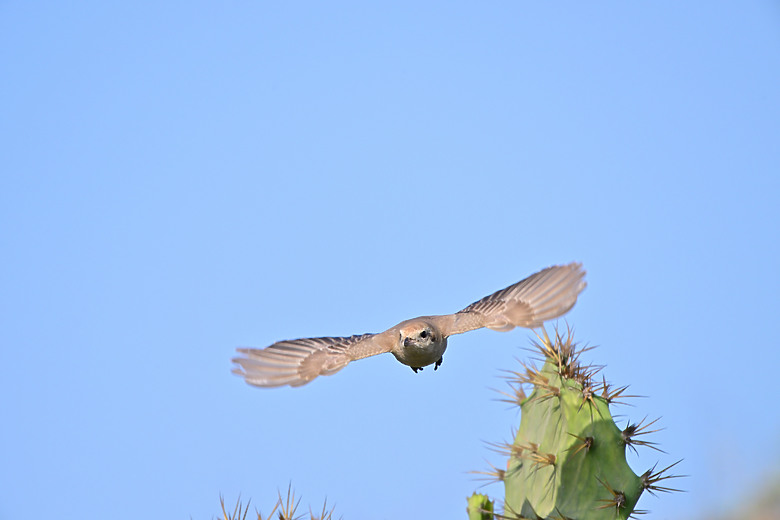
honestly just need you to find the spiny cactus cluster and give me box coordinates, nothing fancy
[219,484,337,520]
[470,328,681,520]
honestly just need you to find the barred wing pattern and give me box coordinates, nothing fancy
[443,262,586,335]
[232,263,586,388]
[232,333,390,388]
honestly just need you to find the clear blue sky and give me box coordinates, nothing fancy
[1,2,778,519]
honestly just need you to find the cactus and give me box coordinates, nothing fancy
[470,327,681,519]
[467,493,495,520]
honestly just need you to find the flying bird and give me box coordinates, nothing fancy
[232,262,586,388]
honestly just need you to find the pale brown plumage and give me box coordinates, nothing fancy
[232,262,586,388]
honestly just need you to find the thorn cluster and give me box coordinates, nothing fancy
[622,416,665,454]
[641,460,686,496]
[219,484,337,520]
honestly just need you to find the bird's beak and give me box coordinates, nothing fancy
[403,337,414,347]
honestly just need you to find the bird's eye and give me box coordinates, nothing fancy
[420,330,428,339]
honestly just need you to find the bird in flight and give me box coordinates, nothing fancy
[232,262,586,388]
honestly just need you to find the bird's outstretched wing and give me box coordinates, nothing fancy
[439,262,586,335]
[232,332,393,388]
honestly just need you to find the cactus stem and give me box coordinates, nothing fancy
[494,327,679,519]
[492,503,539,520]
[467,493,496,520]
[551,508,577,520]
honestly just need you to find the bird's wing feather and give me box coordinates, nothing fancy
[438,262,586,336]
[232,332,394,388]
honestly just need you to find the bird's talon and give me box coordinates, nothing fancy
[411,366,423,373]
[434,357,443,370]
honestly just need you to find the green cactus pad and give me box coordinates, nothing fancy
[501,331,644,520]
[466,328,680,519]
[467,493,495,520]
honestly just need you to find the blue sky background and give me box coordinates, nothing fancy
[1,2,779,519]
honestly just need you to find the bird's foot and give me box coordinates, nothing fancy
[411,366,423,373]
[434,357,443,371]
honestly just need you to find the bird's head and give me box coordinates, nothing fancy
[399,321,439,349]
